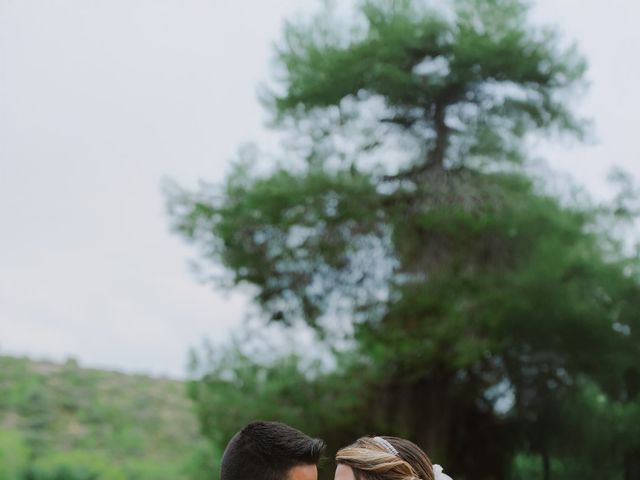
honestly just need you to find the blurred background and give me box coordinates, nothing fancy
[1,1,639,479]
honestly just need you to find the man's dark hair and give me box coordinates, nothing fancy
[220,421,325,480]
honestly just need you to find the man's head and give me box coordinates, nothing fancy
[220,421,325,480]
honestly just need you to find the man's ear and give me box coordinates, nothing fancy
[287,464,318,480]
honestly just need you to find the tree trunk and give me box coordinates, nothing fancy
[541,448,551,480]
[430,102,449,169]
[374,371,509,480]
[624,451,640,480]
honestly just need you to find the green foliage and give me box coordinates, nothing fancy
[186,335,383,479]
[166,1,640,479]
[0,356,201,480]
[180,439,222,480]
[168,162,385,327]
[25,451,125,480]
[0,430,29,480]
[272,0,586,170]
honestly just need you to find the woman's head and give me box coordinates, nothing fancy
[335,436,434,480]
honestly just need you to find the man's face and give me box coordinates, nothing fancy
[288,464,318,480]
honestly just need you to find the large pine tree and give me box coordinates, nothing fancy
[168,1,640,479]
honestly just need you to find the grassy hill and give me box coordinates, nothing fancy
[0,355,205,480]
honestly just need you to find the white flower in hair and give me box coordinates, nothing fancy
[433,464,454,480]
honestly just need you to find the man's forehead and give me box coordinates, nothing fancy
[288,464,318,480]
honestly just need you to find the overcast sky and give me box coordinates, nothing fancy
[1,0,638,378]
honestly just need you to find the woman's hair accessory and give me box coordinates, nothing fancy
[433,464,454,480]
[372,436,399,456]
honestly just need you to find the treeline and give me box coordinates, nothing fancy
[166,1,640,480]
[0,356,203,480]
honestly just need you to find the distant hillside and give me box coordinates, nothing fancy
[0,355,205,480]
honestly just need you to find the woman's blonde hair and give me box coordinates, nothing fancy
[335,436,434,480]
